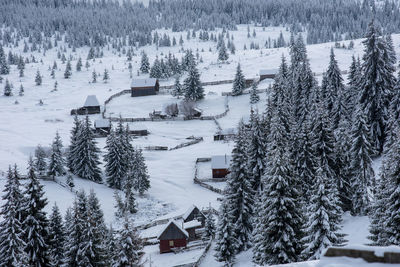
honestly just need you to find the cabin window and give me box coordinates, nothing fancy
[169,240,174,247]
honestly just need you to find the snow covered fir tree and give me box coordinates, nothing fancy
[3,0,400,265]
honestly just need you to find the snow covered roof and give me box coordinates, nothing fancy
[94,119,110,128]
[183,219,202,229]
[259,69,278,75]
[157,220,189,239]
[211,155,231,169]
[182,205,198,221]
[131,78,157,88]
[84,95,100,107]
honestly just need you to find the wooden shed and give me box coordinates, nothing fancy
[182,205,206,226]
[211,155,231,178]
[71,95,101,115]
[183,220,203,241]
[259,69,278,81]
[94,119,111,134]
[214,128,237,141]
[131,78,159,97]
[157,221,188,253]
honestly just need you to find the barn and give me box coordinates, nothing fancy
[259,69,278,81]
[211,155,231,178]
[157,220,188,253]
[131,78,159,97]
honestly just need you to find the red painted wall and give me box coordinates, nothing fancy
[159,239,187,253]
[212,168,230,178]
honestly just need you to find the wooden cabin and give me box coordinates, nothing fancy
[182,205,206,226]
[71,95,101,115]
[157,221,188,253]
[259,69,278,81]
[94,119,111,134]
[211,155,231,178]
[131,78,159,97]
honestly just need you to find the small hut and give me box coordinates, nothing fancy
[259,69,278,81]
[211,155,231,178]
[182,205,206,226]
[183,220,203,241]
[214,128,237,141]
[157,220,188,253]
[71,95,101,115]
[131,78,159,97]
[94,119,111,134]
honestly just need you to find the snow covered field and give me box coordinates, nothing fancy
[1,24,397,266]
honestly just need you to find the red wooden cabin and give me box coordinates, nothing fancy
[211,155,231,178]
[157,221,189,253]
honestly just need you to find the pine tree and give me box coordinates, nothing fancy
[249,82,259,104]
[149,57,162,78]
[218,40,229,61]
[0,166,26,266]
[48,203,65,267]
[133,148,150,195]
[184,63,204,101]
[22,159,50,266]
[232,63,245,96]
[172,76,183,98]
[0,46,10,75]
[18,56,25,77]
[73,116,102,182]
[67,115,81,173]
[19,84,24,96]
[302,163,346,260]
[140,52,150,73]
[103,69,109,83]
[92,69,97,83]
[114,218,143,267]
[203,208,216,240]
[48,132,66,177]
[214,199,237,265]
[34,144,47,175]
[64,60,72,79]
[252,100,304,265]
[247,110,267,191]
[358,20,395,153]
[35,70,42,85]
[349,107,375,215]
[3,79,12,96]
[76,57,82,71]
[104,128,127,189]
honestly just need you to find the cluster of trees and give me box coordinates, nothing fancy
[0,163,142,266]
[1,0,400,51]
[215,20,400,265]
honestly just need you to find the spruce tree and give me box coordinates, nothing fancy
[218,40,229,61]
[224,120,254,251]
[203,209,216,240]
[67,115,81,173]
[140,52,150,73]
[302,163,346,260]
[114,218,143,267]
[19,84,24,96]
[214,199,237,265]
[92,69,97,83]
[22,159,50,266]
[252,101,304,265]
[149,57,162,78]
[48,132,66,177]
[64,60,72,79]
[34,144,47,175]
[104,128,127,189]
[232,63,245,96]
[249,82,259,104]
[48,203,65,267]
[184,63,204,101]
[73,116,102,182]
[349,107,375,215]
[3,79,12,96]
[172,76,183,98]
[133,148,150,195]
[103,69,109,83]
[76,57,82,71]
[35,70,42,85]
[0,166,26,266]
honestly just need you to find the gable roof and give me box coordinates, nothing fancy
[183,219,202,229]
[182,205,198,221]
[84,95,100,107]
[131,78,157,88]
[157,220,189,240]
[211,155,231,169]
[259,69,278,75]
[94,119,111,128]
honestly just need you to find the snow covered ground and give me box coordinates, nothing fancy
[1,24,398,266]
